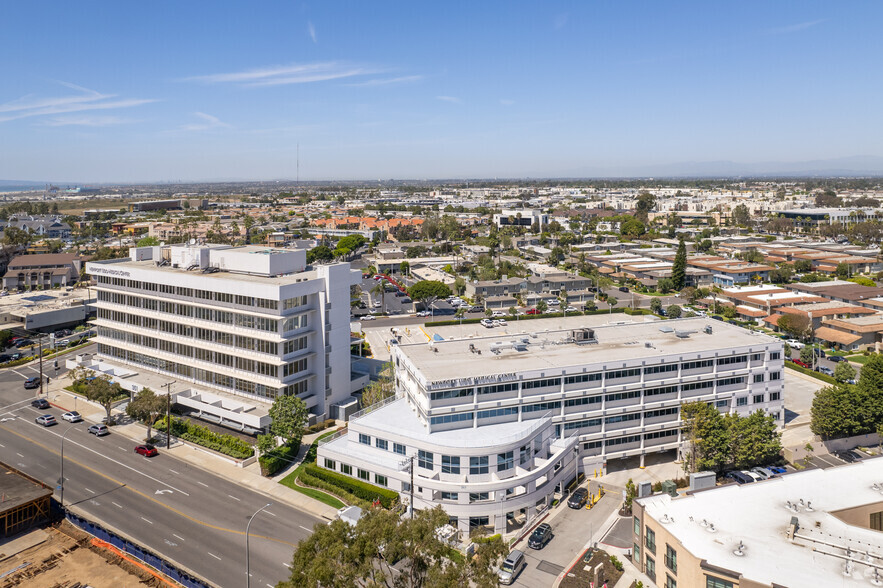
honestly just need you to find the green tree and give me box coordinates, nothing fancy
[408,280,452,312]
[799,345,814,364]
[634,192,656,223]
[125,388,167,441]
[620,218,646,238]
[83,376,122,425]
[726,410,782,469]
[649,298,662,315]
[671,239,687,290]
[361,363,395,408]
[834,361,857,383]
[399,261,410,276]
[657,278,675,293]
[777,314,811,340]
[281,506,506,588]
[731,204,751,227]
[136,235,160,247]
[269,395,309,448]
[307,245,334,264]
[666,304,682,318]
[811,384,863,439]
[856,354,883,427]
[835,262,851,279]
[257,433,277,455]
[681,401,730,474]
[536,299,548,313]
[793,259,813,273]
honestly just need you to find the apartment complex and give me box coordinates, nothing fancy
[319,317,784,536]
[633,459,883,587]
[87,243,361,419]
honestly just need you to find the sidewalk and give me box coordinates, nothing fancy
[42,381,340,522]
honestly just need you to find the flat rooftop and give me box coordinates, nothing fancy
[639,459,883,586]
[398,316,777,384]
[94,256,319,285]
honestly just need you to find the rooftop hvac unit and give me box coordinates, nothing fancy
[675,330,697,339]
[571,328,596,344]
[705,325,713,335]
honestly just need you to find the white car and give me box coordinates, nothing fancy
[564,306,578,313]
[61,411,83,423]
[491,311,505,317]
[547,299,560,306]
[373,301,382,308]
[497,318,507,326]
[480,319,494,328]
[785,339,805,349]
[362,314,376,321]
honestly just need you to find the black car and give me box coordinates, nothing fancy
[527,523,553,550]
[567,487,588,509]
[828,355,846,363]
[724,471,754,485]
[14,339,33,348]
[835,450,862,463]
[618,286,629,293]
[31,397,49,409]
[24,377,40,390]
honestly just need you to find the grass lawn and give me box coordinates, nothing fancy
[279,429,346,510]
[847,354,872,364]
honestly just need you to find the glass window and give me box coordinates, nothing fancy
[706,577,734,588]
[646,556,655,583]
[441,455,460,474]
[770,391,781,401]
[324,459,335,470]
[470,455,489,475]
[341,464,352,475]
[665,574,677,588]
[736,397,748,407]
[497,451,514,472]
[376,438,388,450]
[469,492,489,502]
[393,442,406,455]
[358,469,369,481]
[645,526,656,554]
[375,474,387,487]
[633,542,641,565]
[665,544,677,573]
[418,450,433,470]
[753,374,764,383]
[634,516,641,536]
[359,433,370,445]
[440,491,458,500]
[753,394,765,404]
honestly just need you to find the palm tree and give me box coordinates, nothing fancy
[455,307,466,325]
[370,282,386,314]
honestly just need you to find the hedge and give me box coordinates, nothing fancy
[296,469,370,510]
[155,416,254,459]
[784,361,837,385]
[426,307,627,327]
[305,418,337,435]
[302,463,399,508]
[259,443,299,476]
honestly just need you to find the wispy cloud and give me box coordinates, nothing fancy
[41,115,137,127]
[185,62,379,87]
[347,75,424,87]
[766,19,826,35]
[308,21,317,43]
[436,95,461,104]
[0,82,154,123]
[179,112,230,132]
[500,99,515,106]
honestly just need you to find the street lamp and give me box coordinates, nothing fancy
[59,426,75,508]
[246,503,272,588]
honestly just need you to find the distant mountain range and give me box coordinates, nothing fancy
[558,155,883,179]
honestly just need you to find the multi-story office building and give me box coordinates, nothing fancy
[318,317,784,536]
[87,244,361,421]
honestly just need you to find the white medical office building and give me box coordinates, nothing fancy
[318,317,784,536]
[86,244,362,432]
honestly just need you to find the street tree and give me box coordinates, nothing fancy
[399,261,410,276]
[649,298,662,315]
[777,314,811,340]
[83,376,122,425]
[834,361,857,383]
[269,395,309,448]
[800,345,815,364]
[666,304,682,318]
[671,239,687,290]
[811,384,863,439]
[408,280,451,313]
[726,410,782,470]
[536,299,548,314]
[125,388,167,441]
[731,204,751,227]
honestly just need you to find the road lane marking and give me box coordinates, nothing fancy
[173,533,185,541]
[168,468,180,475]
[10,369,27,378]
[141,517,153,524]
[197,481,209,487]
[282,563,290,567]
[14,416,190,496]
[227,494,240,501]
[264,511,277,517]
[16,452,24,457]
[85,487,95,494]
[299,525,312,533]
[112,501,123,509]
[0,423,301,548]
[0,399,33,413]
[207,552,222,561]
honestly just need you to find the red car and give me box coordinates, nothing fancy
[526,308,541,315]
[792,359,811,368]
[135,444,159,457]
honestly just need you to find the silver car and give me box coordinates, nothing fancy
[498,550,526,585]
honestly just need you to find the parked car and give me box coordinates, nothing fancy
[491,310,506,317]
[786,339,805,349]
[24,377,40,390]
[828,355,846,363]
[88,424,109,436]
[14,339,33,348]
[61,411,83,423]
[817,366,835,377]
[793,359,811,368]
[35,414,57,427]
[767,465,787,474]
[527,523,553,549]
[835,450,862,463]
[362,315,376,321]
[564,306,578,313]
[567,487,589,509]
[750,467,776,480]
[724,471,754,485]
[813,348,826,358]
[497,550,527,585]
[135,444,159,457]
[31,398,50,409]
[526,308,541,315]
[618,286,629,293]
[480,319,493,328]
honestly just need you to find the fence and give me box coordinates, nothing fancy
[65,511,211,588]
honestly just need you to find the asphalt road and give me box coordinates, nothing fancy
[0,363,320,588]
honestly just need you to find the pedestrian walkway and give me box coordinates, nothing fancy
[42,380,340,522]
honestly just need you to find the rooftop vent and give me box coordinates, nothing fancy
[571,328,596,344]
[675,330,696,339]
[733,541,745,557]
[659,326,674,333]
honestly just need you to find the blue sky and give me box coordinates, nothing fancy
[1,1,881,182]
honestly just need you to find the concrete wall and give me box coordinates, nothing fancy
[784,432,881,462]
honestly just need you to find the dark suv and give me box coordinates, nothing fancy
[31,397,49,409]
[24,377,41,390]
[528,523,553,550]
[567,487,588,509]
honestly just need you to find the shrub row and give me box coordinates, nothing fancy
[155,416,254,459]
[302,463,399,508]
[259,443,299,476]
[784,361,837,385]
[297,468,371,510]
[427,307,627,327]
[305,419,336,435]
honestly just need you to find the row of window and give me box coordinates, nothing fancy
[97,343,306,400]
[736,391,780,406]
[97,304,293,335]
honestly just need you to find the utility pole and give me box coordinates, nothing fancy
[163,381,175,449]
[38,334,44,396]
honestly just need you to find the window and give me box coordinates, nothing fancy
[470,456,489,475]
[645,385,678,397]
[520,445,531,465]
[751,353,763,361]
[682,359,714,370]
[324,459,335,470]
[522,377,561,390]
[358,469,370,481]
[359,434,371,445]
[606,368,641,380]
[644,429,678,441]
[665,544,677,573]
[497,451,514,472]
[418,450,433,470]
[770,371,781,381]
[770,351,781,360]
[605,390,641,402]
[717,355,747,366]
[646,556,655,583]
[715,399,728,408]
[770,391,781,401]
[606,412,641,424]
[583,441,602,450]
[564,418,602,431]
[522,401,561,414]
[430,388,473,401]
[441,455,460,474]
[564,395,602,407]
[753,394,765,404]
[706,577,734,588]
[753,374,764,383]
[633,543,641,565]
[633,516,641,536]
[477,382,518,395]
[373,474,386,486]
[665,575,677,588]
[477,407,518,419]
[607,435,641,447]
[717,376,746,387]
[645,407,678,419]
[736,397,748,407]
[645,526,656,554]
[682,381,713,392]
[564,372,602,385]
[645,363,678,375]
[440,491,458,500]
[376,438,388,450]
[393,443,406,455]
[341,464,352,475]
[469,492,490,502]
[430,412,473,425]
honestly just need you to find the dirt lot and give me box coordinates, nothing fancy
[1,521,167,588]
[559,548,624,588]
